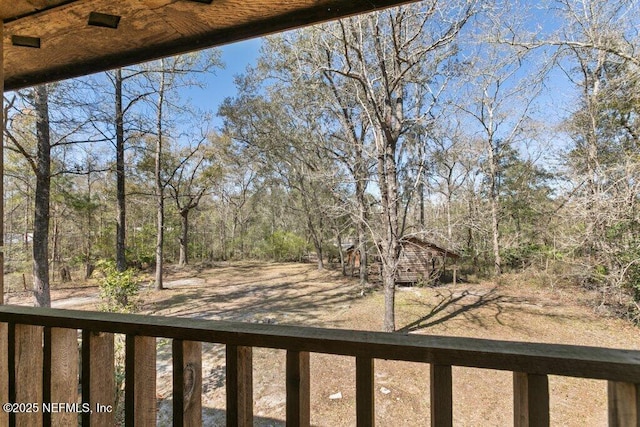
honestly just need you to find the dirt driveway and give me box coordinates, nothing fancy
[143,262,640,426]
[6,261,640,426]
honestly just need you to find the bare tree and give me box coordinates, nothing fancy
[137,51,221,289]
[317,2,476,331]
[455,38,545,276]
[167,135,221,266]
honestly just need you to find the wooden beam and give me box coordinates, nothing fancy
[1,19,4,305]
[608,381,639,427]
[356,357,374,427]
[173,339,202,427]
[81,330,115,426]
[2,306,640,383]
[286,350,310,427]
[514,372,550,427]
[125,335,156,426]
[0,323,7,427]
[226,345,253,427]
[430,364,452,427]
[0,23,4,414]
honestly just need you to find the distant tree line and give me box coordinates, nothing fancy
[2,0,639,331]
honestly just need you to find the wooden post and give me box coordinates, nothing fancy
[430,364,452,427]
[608,381,639,427]
[356,357,374,427]
[81,330,115,426]
[0,323,7,427]
[44,328,79,426]
[125,335,157,426]
[286,350,310,427]
[226,345,253,427]
[173,339,202,427]
[1,20,5,305]
[13,324,44,426]
[514,372,550,427]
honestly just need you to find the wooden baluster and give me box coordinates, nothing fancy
[226,345,253,427]
[608,381,639,427]
[356,357,374,427]
[173,340,202,427]
[125,335,156,426]
[514,372,550,427]
[286,350,310,427]
[44,328,79,426]
[81,330,115,426]
[0,323,8,427]
[430,364,452,427]
[11,324,44,426]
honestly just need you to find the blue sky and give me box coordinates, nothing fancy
[182,38,262,128]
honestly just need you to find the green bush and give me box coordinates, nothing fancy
[258,230,309,262]
[97,260,140,313]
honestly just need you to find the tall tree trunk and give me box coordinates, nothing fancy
[115,68,127,272]
[378,130,401,332]
[51,213,59,280]
[33,84,51,307]
[488,141,502,276]
[323,69,369,283]
[304,210,324,270]
[179,210,189,266]
[85,165,94,279]
[419,181,425,227]
[336,231,346,276]
[356,166,368,286]
[155,63,165,290]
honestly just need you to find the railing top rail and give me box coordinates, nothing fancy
[1,305,639,382]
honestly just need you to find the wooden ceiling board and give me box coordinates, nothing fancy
[0,0,78,21]
[2,0,417,91]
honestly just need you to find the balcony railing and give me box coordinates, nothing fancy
[0,305,639,426]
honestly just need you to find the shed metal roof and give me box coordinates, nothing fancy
[2,0,415,91]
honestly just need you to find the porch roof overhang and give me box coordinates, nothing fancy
[2,0,415,91]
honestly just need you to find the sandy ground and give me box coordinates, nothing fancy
[5,261,640,426]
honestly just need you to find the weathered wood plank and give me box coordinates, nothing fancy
[173,339,202,427]
[608,381,639,427]
[81,330,115,427]
[286,350,310,427]
[430,364,452,427]
[125,335,156,426]
[0,27,4,422]
[2,306,640,383]
[0,323,7,427]
[0,19,4,306]
[44,328,79,426]
[0,0,75,21]
[514,372,550,427]
[356,357,374,427]
[226,345,253,427]
[14,324,43,427]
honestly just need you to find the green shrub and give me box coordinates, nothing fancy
[257,230,309,262]
[97,260,140,313]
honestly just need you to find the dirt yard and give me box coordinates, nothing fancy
[5,261,640,426]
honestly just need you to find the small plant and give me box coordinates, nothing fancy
[97,260,140,313]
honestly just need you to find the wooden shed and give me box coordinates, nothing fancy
[371,237,460,285]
